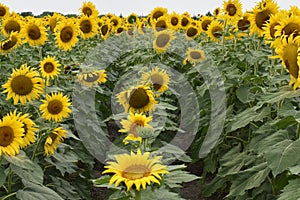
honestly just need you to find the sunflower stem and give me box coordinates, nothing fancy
[7,168,13,198]
[31,132,46,160]
[1,192,16,200]
[296,123,300,140]
[135,189,141,200]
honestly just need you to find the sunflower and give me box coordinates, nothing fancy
[222,0,243,22]
[77,69,107,87]
[127,13,139,24]
[45,12,64,32]
[142,66,170,93]
[207,20,224,42]
[180,13,192,29]
[116,85,157,113]
[185,48,207,65]
[153,29,175,53]
[6,110,37,148]
[0,31,22,55]
[199,16,214,33]
[0,3,9,19]
[152,16,169,32]
[234,12,251,37]
[119,112,153,144]
[99,23,111,40]
[0,115,24,156]
[273,35,300,90]
[21,18,48,46]
[2,64,44,105]
[1,14,23,36]
[168,12,181,30]
[40,92,71,122]
[149,7,168,25]
[77,15,98,39]
[102,149,168,191]
[39,55,61,80]
[249,0,279,36]
[109,16,121,31]
[44,127,67,156]
[214,7,221,17]
[54,18,79,51]
[274,14,300,43]
[185,24,200,40]
[263,11,285,47]
[80,1,99,18]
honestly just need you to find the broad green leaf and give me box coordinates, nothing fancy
[16,180,64,200]
[278,179,300,200]
[11,163,43,184]
[0,166,7,187]
[259,86,300,104]
[141,187,184,200]
[236,86,250,103]
[201,176,227,197]
[164,169,199,188]
[93,175,111,186]
[4,151,36,169]
[264,139,300,176]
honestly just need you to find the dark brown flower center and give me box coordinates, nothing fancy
[283,44,299,78]
[101,25,109,36]
[47,99,63,114]
[0,7,6,17]
[282,23,300,38]
[151,74,164,91]
[186,27,198,37]
[190,51,202,59]
[80,20,92,33]
[11,75,33,95]
[5,20,21,33]
[155,34,170,48]
[201,20,212,31]
[128,15,137,24]
[0,126,14,147]
[48,132,58,144]
[27,24,41,40]
[171,17,179,26]
[181,17,189,27]
[255,9,271,30]
[227,4,237,16]
[1,35,17,50]
[155,20,167,31]
[129,88,150,109]
[111,18,119,27]
[60,26,73,43]
[82,7,92,17]
[43,62,55,73]
[212,26,223,38]
[238,18,250,31]
[270,22,280,38]
[153,11,164,20]
[22,123,28,138]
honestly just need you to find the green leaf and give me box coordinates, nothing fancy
[259,86,300,104]
[164,169,199,188]
[0,166,7,187]
[236,86,250,103]
[4,151,36,169]
[93,175,111,186]
[201,176,227,197]
[11,163,43,184]
[278,179,300,200]
[16,180,64,200]
[141,187,184,200]
[264,139,300,176]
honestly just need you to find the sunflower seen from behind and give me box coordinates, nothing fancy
[2,64,44,105]
[142,66,170,93]
[54,18,79,51]
[0,115,24,156]
[102,149,168,191]
[119,112,153,144]
[6,110,37,148]
[44,127,67,156]
[153,29,175,53]
[39,55,61,80]
[40,92,71,122]
[21,18,48,46]
[117,85,157,114]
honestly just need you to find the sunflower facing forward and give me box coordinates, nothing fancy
[185,48,207,65]
[119,112,153,144]
[1,14,23,36]
[153,30,175,53]
[80,1,99,18]
[142,66,170,93]
[102,149,168,191]
[0,3,9,19]
[116,85,157,113]
[0,115,24,156]
[44,127,67,156]
[21,18,48,46]
[2,64,44,105]
[39,55,61,80]
[39,92,72,122]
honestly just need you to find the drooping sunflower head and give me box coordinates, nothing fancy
[153,29,175,53]
[116,85,157,113]
[77,15,98,39]
[0,115,24,156]
[6,110,37,148]
[273,35,300,90]
[77,69,107,87]
[39,92,72,122]
[103,149,168,191]
[250,0,279,36]
[222,0,243,22]
[263,11,286,47]
[21,18,48,46]
[207,20,224,42]
[185,24,200,40]
[1,14,23,36]
[186,48,207,65]
[44,127,67,156]
[45,12,64,32]
[80,1,99,18]
[233,12,251,38]
[199,16,214,33]
[39,55,61,80]
[167,12,181,30]
[0,31,22,56]
[149,7,168,25]
[142,66,170,93]
[2,64,44,105]
[119,112,153,144]
[0,3,9,19]
[54,18,79,51]
[127,13,139,25]
[274,14,300,44]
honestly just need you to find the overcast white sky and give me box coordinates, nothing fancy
[1,0,300,16]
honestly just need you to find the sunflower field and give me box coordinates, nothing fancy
[1,0,300,199]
